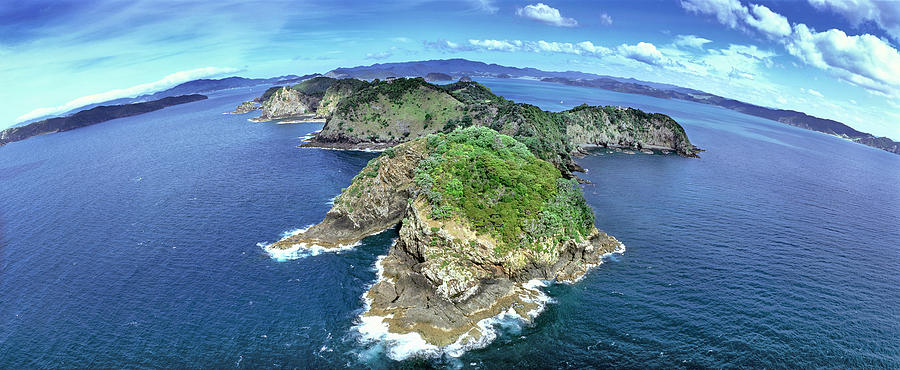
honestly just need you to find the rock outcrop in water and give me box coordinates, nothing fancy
[251,77,343,121]
[268,127,623,347]
[227,101,260,114]
[252,86,321,121]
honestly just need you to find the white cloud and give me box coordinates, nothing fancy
[683,0,900,98]
[786,24,900,96]
[807,0,900,42]
[804,88,825,97]
[599,13,613,26]
[465,39,611,56]
[681,0,790,39]
[469,39,523,52]
[674,34,713,49]
[16,67,238,122]
[468,0,499,14]
[745,4,791,39]
[617,42,676,66]
[681,0,747,29]
[516,3,578,27]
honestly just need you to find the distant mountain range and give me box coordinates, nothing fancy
[8,59,896,154]
[326,59,898,154]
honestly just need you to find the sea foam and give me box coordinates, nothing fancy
[258,225,360,261]
[354,255,555,361]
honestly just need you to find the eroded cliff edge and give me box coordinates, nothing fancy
[267,128,624,347]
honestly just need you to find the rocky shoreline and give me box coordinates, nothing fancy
[264,129,628,352]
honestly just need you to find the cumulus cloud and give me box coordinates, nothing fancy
[423,39,472,52]
[681,0,789,39]
[469,39,523,52]
[16,66,238,122]
[516,3,578,27]
[681,0,747,29]
[683,0,900,97]
[674,34,713,49]
[617,42,677,67]
[464,39,612,56]
[785,24,900,96]
[807,0,900,42]
[745,4,791,38]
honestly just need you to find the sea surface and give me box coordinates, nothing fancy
[1,79,898,368]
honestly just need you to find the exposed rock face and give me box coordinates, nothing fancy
[366,198,621,346]
[458,76,473,82]
[562,104,698,156]
[270,140,427,249]
[267,128,625,348]
[315,79,370,118]
[227,101,260,114]
[305,79,465,149]
[253,86,321,121]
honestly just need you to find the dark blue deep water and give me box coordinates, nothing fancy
[1,79,898,368]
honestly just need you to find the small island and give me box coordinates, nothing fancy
[254,76,698,349]
[269,127,623,346]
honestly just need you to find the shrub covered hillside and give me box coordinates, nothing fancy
[319,78,467,143]
[270,126,624,345]
[307,77,698,174]
[413,127,594,255]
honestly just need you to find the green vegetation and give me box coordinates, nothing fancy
[259,86,283,102]
[291,76,338,97]
[413,127,594,254]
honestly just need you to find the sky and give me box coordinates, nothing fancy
[2,0,899,140]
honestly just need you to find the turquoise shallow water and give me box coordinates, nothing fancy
[1,79,898,368]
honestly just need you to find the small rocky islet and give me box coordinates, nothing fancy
[250,76,697,349]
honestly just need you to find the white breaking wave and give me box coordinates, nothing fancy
[258,225,359,261]
[326,194,339,206]
[299,129,322,143]
[354,255,554,361]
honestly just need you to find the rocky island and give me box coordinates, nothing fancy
[257,76,696,350]
[269,127,624,347]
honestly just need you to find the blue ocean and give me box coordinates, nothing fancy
[1,78,898,368]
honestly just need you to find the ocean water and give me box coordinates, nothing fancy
[1,80,898,368]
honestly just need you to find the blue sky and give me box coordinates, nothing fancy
[2,0,899,139]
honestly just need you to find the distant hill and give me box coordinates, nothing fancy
[1,95,208,146]
[58,74,318,115]
[327,59,899,155]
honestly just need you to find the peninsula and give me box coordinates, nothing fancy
[241,76,699,177]
[257,76,696,348]
[0,94,208,146]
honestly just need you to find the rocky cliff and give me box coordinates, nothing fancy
[226,101,260,114]
[251,77,344,121]
[252,86,321,121]
[266,127,623,347]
